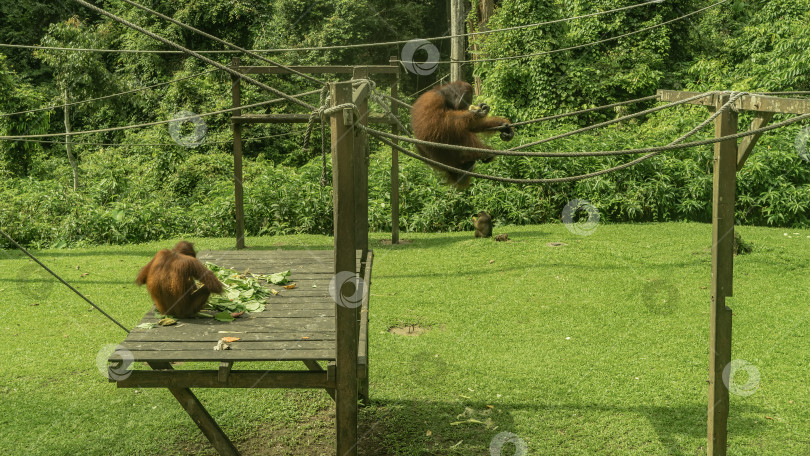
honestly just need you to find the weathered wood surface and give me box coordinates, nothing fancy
[708,95,737,456]
[331,80,360,456]
[658,90,810,115]
[109,250,368,364]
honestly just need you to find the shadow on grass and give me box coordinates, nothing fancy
[372,228,556,250]
[358,398,765,456]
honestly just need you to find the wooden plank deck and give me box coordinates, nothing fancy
[109,249,365,366]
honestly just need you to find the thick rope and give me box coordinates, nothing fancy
[7,129,306,147]
[364,108,810,158]
[511,91,716,151]
[0,229,130,333]
[2,1,663,55]
[365,92,810,184]
[487,95,660,130]
[358,92,715,157]
[369,84,412,136]
[0,89,321,140]
[433,0,728,65]
[70,0,315,111]
[0,69,217,118]
[302,85,331,155]
[119,0,325,87]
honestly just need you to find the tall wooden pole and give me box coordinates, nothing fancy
[450,0,465,81]
[707,93,737,456]
[471,0,495,96]
[231,58,246,249]
[331,81,358,456]
[389,56,400,245]
[351,68,370,259]
[63,88,78,191]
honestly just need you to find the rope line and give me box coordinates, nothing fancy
[118,0,325,87]
[364,93,810,184]
[70,0,315,111]
[0,229,130,334]
[494,95,660,130]
[511,92,715,151]
[4,129,306,146]
[0,89,321,139]
[0,0,663,55]
[358,92,713,156]
[0,69,218,118]
[423,0,728,65]
[369,84,412,136]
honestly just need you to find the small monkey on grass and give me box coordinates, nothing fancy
[472,211,492,238]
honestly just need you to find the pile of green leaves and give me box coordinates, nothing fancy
[204,262,274,321]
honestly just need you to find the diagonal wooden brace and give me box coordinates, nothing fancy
[736,112,774,171]
[148,362,240,456]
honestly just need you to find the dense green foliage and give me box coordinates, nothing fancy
[1,0,809,247]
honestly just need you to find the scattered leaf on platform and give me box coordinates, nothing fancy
[283,283,297,290]
[221,337,241,343]
[157,318,177,326]
[214,311,235,322]
[136,323,156,330]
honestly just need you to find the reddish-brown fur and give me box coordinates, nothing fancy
[135,241,224,318]
[411,81,512,188]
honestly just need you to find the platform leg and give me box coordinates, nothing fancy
[303,360,336,400]
[707,94,737,456]
[148,362,240,456]
[331,81,359,456]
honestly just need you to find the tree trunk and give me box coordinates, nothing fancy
[472,0,495,96]
[450,0,466,82]
[63,88,78,191]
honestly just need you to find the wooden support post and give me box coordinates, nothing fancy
[63,89,78,191]
[352,69,371,407]
[352,68,370,260]
[231,58,246,250]
[708,94,737,456]
[330,81,359,456]
[147,362,239,456]
[303,360,336,400]
[358,251,373,405]
[217,361,233,383]
[450,0,465,81]
[389,56,401,245]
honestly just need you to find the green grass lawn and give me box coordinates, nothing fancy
[0,222,808,455]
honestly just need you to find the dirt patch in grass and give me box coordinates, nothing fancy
[388,324,430,336]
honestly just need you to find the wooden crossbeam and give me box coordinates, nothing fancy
[657,90,810,114]
[118,369,334,389]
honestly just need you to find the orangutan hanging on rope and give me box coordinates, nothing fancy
[411,81,513,189]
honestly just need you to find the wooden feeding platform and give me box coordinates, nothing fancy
[107,249,372,456]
